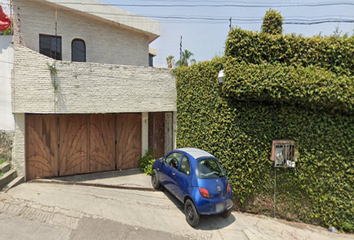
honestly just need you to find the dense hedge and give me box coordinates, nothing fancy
[225,28,354,76]
[174,58,354,232]
[222,59,354,115]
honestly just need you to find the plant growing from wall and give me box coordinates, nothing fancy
[47,62,59,90]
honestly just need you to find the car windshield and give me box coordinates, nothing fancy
[197,158,226,179]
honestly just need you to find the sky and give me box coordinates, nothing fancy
[1,0,353,67]
[97,0,354,68]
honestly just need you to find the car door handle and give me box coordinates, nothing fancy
[172,173,175,176]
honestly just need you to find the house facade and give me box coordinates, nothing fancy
[11,0,176,180]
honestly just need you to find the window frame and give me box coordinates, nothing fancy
[164,152,182,170]
[179,155,191,176]
[197,158,226,179]
[71,38,86,62]
[39,34,62,60]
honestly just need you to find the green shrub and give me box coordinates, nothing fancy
[0,159,4,165]
[139,149,155,176]
[342,222,354,233]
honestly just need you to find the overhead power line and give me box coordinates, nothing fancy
[82,11,354,25]
[55,1,354,8]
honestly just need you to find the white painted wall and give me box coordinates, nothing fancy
[141,112,149,157]
[0,36,14,131]
[13,0,151,66]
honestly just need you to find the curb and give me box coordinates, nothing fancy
[29,179,157,192]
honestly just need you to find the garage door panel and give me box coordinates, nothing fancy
[59,115,89,176]
[116,114,141,169]
[89,114,116,172]
[26,115,58,180]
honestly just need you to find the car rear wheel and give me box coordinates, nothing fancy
[151,169,161,189]
[184,199,200,227]
[221,208,232,218]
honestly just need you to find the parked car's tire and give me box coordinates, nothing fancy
[221,208,232,218]
[184,199,200,227]
[151,169,161,189]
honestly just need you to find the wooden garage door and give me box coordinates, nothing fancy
[58,115,89,176]
[26,114,142,179]
[149,112,165,159]
[89,114,116,172]
[116,113,141,169]
[26,115,59,180]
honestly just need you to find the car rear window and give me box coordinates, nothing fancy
[197,158,226,179]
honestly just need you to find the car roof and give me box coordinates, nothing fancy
[177,148,215,160]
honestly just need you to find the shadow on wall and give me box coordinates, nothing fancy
[0,130,13,162]
[0,35,12,51]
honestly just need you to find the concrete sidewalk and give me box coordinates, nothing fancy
[0,182,353,240]
[30,168,154,191]
[1,168,353,240]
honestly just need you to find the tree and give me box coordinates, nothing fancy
[261,9,283,35]
[176,49,196,67]
[166,55,175,68]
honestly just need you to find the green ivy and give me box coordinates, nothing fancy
[174,57,354,232]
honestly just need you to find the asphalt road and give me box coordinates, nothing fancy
[0,183,352,240]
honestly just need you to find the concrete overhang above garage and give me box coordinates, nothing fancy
[31,0,161,43]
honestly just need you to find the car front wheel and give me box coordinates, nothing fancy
[184,199,200,227]
[221,208,232,218]
[151,169,161,189]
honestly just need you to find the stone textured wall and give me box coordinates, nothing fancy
[12,45,176,114]
[13,0,150,66]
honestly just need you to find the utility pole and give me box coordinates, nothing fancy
[229,17,232,31]
[180,36,182,64]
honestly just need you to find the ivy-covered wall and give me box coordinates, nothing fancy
[175,29,354,232]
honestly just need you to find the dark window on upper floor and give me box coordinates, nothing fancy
[72,39,86,62]
[39,34,62,60]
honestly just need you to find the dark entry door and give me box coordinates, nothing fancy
[149,112,165,159]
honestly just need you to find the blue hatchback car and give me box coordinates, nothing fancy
[151,148,234,227]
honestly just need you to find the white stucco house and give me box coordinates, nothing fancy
[11,0,176,180]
